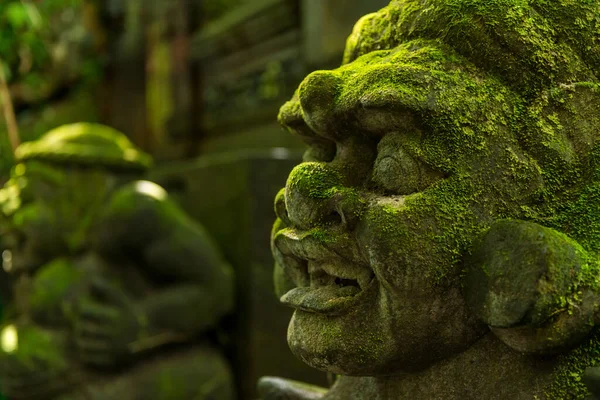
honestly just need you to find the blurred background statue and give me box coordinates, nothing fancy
[0,122,235,399]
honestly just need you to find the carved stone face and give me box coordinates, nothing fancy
[0,162,114,272]
[272,0,600,377]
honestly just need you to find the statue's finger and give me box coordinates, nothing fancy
[77,302,119,323]
[89,277,129,307]
[74,320,112,339]
[79,351,115,368]
[75,337,111,353]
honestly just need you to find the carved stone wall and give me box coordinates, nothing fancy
[192,0,390,155]
[99,0,389,159]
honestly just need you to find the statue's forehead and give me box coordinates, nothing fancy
[338,40,468,75]
[343,0,599,95]
[329,42,509,127]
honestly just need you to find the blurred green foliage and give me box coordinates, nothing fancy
[0,0,80,83]
[203,0,248,22]
[0,0,102,181]
[0,292,2,400]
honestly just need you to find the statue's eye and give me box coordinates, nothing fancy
[373,150,420,194]
[372,133,444,195]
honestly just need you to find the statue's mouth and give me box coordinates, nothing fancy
[274,229,375,316]
[280,259,375,315]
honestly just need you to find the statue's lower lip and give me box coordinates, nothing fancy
[279,277,376,316]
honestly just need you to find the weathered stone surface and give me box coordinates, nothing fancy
[0,123,235,399]
[262,0,600,399]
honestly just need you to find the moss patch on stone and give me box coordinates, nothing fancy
[343,0,598,97]
[546,328,600,399]
[286,162,343,200]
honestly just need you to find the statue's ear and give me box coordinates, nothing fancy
[464,219,598,354]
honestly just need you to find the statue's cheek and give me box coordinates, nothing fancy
[359,200,464,288]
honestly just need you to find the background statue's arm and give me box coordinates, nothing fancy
[94,181,235,347]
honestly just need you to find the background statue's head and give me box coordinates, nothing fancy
[272,0,600,380]
[0,122,151,272]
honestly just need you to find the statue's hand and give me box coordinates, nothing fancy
[464,220,599,354]
[257,376,327,400]
[73,278,146,368]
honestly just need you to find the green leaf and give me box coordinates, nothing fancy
[6,3,29,29]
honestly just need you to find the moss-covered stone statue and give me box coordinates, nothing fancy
[0,123,235,399]
[258,1,600,399]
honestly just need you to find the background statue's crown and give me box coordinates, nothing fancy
[14,122,152,172]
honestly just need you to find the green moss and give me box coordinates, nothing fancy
[546,328,600,399]
[277,226,347,247]
[15,122,152,172]
[343,0,597,97]
[155,369,190,399]
[28,258,83,323]
[557,182,600,250]
[365,175,493,285]
[286,162,342,200]
[309,228,336,245]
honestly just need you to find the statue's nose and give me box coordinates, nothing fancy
[276,162,365,231]
[298,71,343,139]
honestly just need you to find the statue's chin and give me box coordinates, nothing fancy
[287,307,485,377]
[286,310,398,376]
[289,339,377,376]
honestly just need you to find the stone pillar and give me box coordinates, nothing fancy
[191,0,306,154]
[150,149,329,399]
[100,0,149,152]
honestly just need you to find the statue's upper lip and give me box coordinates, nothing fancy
[273,228,375,315]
